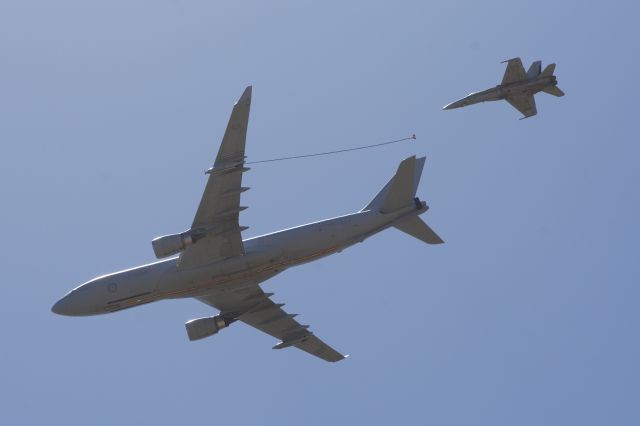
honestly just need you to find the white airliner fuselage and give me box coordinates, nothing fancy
[53,204,425,316]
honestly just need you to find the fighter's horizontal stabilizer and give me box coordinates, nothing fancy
[542,86,565,97]
[393,215,444,244]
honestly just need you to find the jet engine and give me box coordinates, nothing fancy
[151,232,197,259]
[185,315,233,341]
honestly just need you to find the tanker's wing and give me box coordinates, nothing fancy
[178,86,252,270]
[197,286,347,362]
[501,58,527,85]
[506,93,537,119]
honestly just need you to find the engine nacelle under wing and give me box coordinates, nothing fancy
[151,233,194,259]
[185,315,231,341]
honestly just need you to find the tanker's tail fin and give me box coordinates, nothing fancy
[363,156,425,213]
[363,156,444,244]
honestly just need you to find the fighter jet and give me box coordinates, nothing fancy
[52,86,444,362]
[443,58,564,119]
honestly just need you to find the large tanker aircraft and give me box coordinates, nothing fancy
[52,87,443,362]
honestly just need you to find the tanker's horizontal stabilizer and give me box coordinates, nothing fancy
[393,215,444,245]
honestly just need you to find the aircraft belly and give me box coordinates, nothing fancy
[274,211,392,267]
[149,210,410,302]
[96,261,176,313]
[158,247,285,300]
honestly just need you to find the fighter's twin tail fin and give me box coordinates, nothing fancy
[539,63,565,97]
[527,60,542,79]
[540,63,556,77]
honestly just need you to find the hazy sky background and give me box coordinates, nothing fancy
[1,1,639,425]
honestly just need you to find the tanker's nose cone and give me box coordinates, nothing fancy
[51,296,73,315]
[51,292,87,316]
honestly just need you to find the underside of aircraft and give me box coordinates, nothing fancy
[52,87,443,362]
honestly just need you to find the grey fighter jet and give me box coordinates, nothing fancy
[443,58,564,119]
[52,86,444,362]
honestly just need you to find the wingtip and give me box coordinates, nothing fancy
[331,354,349,362]
[237,86,252,105]
[501,57,521,63]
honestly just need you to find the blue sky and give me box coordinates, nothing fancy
[1,1,639,425]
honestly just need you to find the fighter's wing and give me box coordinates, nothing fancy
[506,93,537,119]
[501,58,527,85]
[197,286,347,362]
[178,86,252,270]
